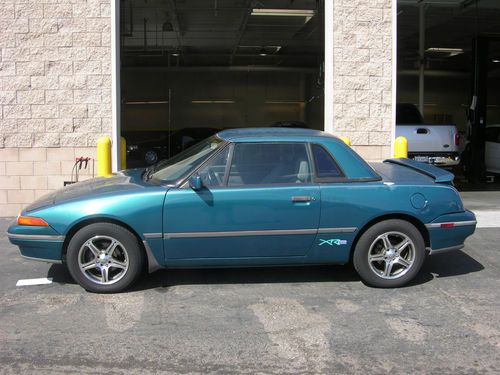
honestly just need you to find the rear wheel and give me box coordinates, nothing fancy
[66,223,144,293]
[353,219,425,287]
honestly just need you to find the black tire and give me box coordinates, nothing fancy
[353,219,425,288]
[66,223,144,293]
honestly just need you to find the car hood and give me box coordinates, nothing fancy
[24,169,154,213]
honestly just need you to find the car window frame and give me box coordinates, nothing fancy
[180,141,318,189]
[178,140,383,189]
[309,143,347,182]
[171,139,230,188]
[309,142,382,184]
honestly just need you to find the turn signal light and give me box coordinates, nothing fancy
[17,216,49,227]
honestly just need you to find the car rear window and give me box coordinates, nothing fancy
[311,144,344,178]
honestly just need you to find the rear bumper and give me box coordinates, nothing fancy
[408,152,460,167]
[425,210,476,255]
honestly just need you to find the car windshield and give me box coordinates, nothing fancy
[149,136,224,184]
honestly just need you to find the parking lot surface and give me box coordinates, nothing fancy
[1,218,499,375]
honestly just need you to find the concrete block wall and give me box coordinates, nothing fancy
[331,0,394,161]
[0,147,97,216]
[0,0,112,216]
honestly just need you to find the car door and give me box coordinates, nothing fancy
[163,142,321,263]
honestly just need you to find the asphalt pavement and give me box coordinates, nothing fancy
[0,217,499,374]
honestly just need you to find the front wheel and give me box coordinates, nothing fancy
[66,223,144,293]
[353,219,425,288]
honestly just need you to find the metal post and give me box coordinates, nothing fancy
[418,3,425,117]
[97,137,112,176]
[111,0,121,171]
[324,0,334,135]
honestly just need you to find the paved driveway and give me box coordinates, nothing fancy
[0,218,499,374]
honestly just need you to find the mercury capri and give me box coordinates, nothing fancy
[7,128,476,292]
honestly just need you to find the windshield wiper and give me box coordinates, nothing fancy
[143,165,156,181]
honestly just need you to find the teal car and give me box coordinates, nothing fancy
[7,128,476,293]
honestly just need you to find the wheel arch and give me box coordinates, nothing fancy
[61,217,149,268]
[349,213,430,262]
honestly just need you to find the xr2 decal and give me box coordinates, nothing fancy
[319,239,348,246]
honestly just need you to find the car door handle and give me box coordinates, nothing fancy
[291,196,314,203]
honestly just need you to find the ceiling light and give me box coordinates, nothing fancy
[125,100,169,105]
[425,47,464,57]
[251,9,315,17]
[191,100,235,104]
[492,58,500,63]
[259,48,267,56]
[171,51,180,57]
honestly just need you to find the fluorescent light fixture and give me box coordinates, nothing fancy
[425,47,464,57]
[125,100,169,105]
[266,100,305,104]
[191,100,235,104]
[251,9,315,17]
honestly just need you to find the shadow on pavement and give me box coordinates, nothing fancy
[420,250,484,278]
[45,249,484,292]
[134,265,360,292]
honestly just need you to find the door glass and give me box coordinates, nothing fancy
[228,143,312,186]
[197,146,230,187]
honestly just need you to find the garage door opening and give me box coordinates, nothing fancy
[397,0,500,189]
[119,0,325,167]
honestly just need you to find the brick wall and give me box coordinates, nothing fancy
[332,0,394,161]
[0,1,112,216]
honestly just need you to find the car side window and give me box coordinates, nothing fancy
[197,146,230,187]
[228,143,312,186]
[311,144,344,178]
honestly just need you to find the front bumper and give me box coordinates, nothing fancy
[425,210,476,254]
[7,224,65,263]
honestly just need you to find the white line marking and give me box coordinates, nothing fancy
[474,210,500,228]
[16,278,53,287]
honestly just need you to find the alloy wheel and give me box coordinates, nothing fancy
[77,235,129,285]
[367,231,415,280]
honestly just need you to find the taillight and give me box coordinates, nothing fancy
[17,216,49,226]
[454,133,460,146]
[440,223,455,228]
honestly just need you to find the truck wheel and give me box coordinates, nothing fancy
[353,219,425,288]
[66,223,144,293]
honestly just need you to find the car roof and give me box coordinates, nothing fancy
[217,127,338,142]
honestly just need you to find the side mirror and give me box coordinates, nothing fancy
[189,175,203,191]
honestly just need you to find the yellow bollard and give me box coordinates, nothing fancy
[394,136,408,158]
[340,136,351,147]
[97,136,112,176]
[121,136,127,170]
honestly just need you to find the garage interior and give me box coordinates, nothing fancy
[118,0,500,185]
[119,0,325,166]
[397,0,500,185]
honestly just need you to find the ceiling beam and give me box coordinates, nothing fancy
[230,0,253,64]
[166,0,183,48]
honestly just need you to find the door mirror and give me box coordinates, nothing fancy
[189,175,203,191]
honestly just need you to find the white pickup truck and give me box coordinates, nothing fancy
[395,103,460,167]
